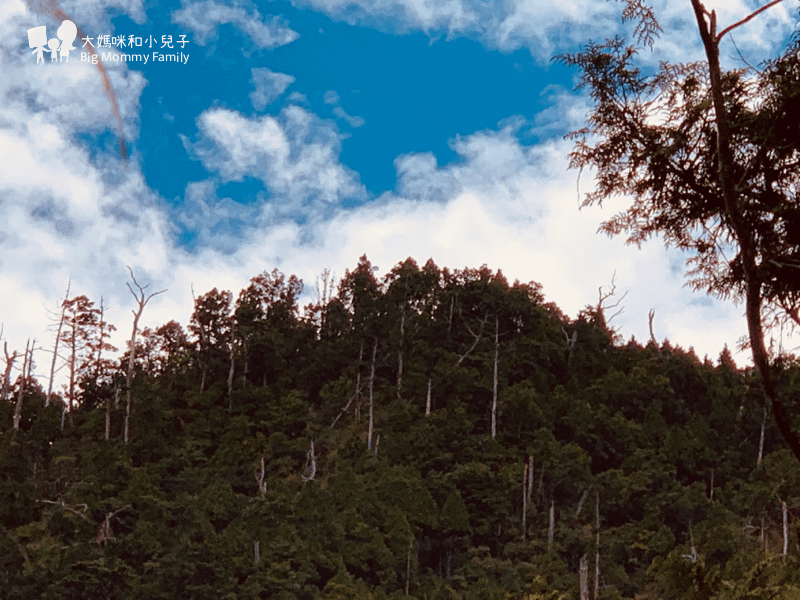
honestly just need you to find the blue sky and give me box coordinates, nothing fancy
[124,1,573,205]
[3,0,800,382]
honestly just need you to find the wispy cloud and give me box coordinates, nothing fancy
[171,0,299,50]
[181,105,366,210]
[324,90,365,128]
[289,0,799,62]
[250,68,295,110]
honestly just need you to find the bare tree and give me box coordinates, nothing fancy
[301,441,317,482]
[782,499,789,556]
[594,493,600,600]
[46,279,70,407]
[648,309,657,346]
[491,316,499,439]
[425,379,432,416]
[522,461,529,541]
[580,555,589,600]
[227,322,236,406]
[13,339,32,430]
[124,267,166,444]
[367,339,377,450]
[757,404,768,468]
[1,342,19,403]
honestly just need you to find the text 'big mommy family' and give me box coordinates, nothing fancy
[81,52,189,65]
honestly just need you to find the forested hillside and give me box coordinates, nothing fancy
[2,256,800,599]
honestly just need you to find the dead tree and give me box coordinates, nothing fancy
[783,499,789,556]
[12,339,32,430]
[561,323,578,370]
[405,538,414,596]
[648,309,657,346]
[757,404,768,468]
[46,279,70,407]
[1,342,18,403]
[227,322,236,407]
[255,454,267,495]
[301,441,317,482]
[580,555,589,600]
[367,339,377,450]
[594,493,600,600]
[124,267,166,444]
[397,308,405,399]
[425,379,432,416]
[597,272,629,333]
[522,461,529,541]
[491,315,499,439]
[527,456,534,507]
[94,506,130,546]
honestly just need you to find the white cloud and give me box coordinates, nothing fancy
[171,0,299,50]
[182,105,366,210]
[288,0,799,63]
[250,67,295,110]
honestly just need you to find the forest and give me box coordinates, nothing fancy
[2,255,800,599]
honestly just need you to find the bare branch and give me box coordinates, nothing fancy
[717,0,787,42]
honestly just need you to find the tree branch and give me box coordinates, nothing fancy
[717,0,788,42]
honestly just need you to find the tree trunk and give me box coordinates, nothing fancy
[1,343,17,403]
[227,323,236,408]
[397,309,404,399]
[758,404,767,468]
[691,0,800,463]
[68,320,76,418]
[406,538,413,596]
[125,309,141,444]
[47,280,70,407]
[522,462,528,541]
[426,379,431,416]
[254,540,260,565]
[105,396,111,442]
[492,315,499,439]
[527,456,534,507]
[548,500,555,549]
[13,339,30,430]
[594,493,600,600]
[579,555,589,600]
[367,339,377,450]
[355,342,363,422]
[783,500,789,556]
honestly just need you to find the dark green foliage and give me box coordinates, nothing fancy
[2,258,799,598]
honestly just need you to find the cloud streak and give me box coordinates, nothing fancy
[172,0,299,50]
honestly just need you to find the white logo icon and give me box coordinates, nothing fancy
[28,20,77,64]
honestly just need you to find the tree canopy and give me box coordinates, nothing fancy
[557,0,800,461]
[1,256,800,598]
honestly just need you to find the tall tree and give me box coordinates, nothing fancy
[558,0,800,460]
[124,268,166,443]
[46,279,70,407]
[59,295,103,423]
